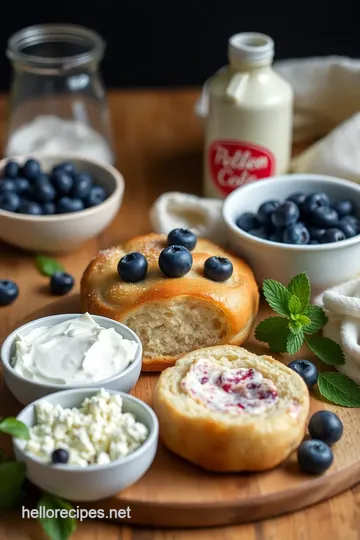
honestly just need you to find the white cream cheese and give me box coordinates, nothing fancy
[181,358,278,415]
[315,278,360,384]
[23,389,148,466]
[12,313,138,385]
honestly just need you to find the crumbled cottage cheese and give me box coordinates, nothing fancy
[23,389,148,466]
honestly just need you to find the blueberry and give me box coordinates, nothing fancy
[257,200,280,225]
[117,252,148,282]
[18,201,43,215]
[0,179,16,193]
[297,439,333,475]
[308,411,343,446]
[283,223,310,244]
[204,256,233,282]
[14,177,31,195]
[0,192,20,212]
[22,158,41,180]
[340,215,360,233]
[50,272,75,295]
[235,212,259,232]
[248,226,269,240]
[288,359,318,388]
[310,206,338,227]
[4,160,19,178]
[286,192,306,206]
[71,173,93,199]
[271,201,300,228]
[33,181,56,202]
[0,279,19,306]
[51,448,69,464]
[51,171,74,195]
[301,193,330,214]
[337,221,356,238]
[42,202,56,215]
[52,162,76,176]
[167,228,197,250]
[159,245,193,278]
[307,226,326,242]
[332,199,354,217]
[85,186,107,207]
[320,228,346,243]
[57,197,84,213]
[269,231,284,243]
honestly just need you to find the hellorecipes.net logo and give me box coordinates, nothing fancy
[22,505,132,521]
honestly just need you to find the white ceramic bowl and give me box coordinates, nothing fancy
[13,388,158,501]
[223,174,360,293]
[1,314,142,406]
[0,154,124,252]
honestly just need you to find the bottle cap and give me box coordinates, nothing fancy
[228,33,274,67]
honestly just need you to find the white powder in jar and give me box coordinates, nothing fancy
[6,115,114,164]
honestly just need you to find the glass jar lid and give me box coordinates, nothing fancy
[7,24,105,72]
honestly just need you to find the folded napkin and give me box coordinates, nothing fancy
[151,56,360,240]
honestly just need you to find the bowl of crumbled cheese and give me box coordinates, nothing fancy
[13,388,159,501]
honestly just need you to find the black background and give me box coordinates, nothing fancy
[1,0,360,90]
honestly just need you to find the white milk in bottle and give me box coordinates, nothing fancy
[204,33,293,198]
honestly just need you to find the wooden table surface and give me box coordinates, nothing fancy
[0,90,359,540]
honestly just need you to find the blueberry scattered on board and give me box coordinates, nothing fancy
[0,279,19,306]
[0,158,108,215]
[50,272,75,295]
[288,359,318,388]
[235,191,360,245]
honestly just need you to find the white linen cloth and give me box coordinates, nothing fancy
[150,56,360,240]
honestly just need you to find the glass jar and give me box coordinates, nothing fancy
[5,24,114,164]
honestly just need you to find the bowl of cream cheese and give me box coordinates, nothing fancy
[13,388,158,501]
[1,313,142,405]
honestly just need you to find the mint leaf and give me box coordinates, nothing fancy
[255,317,289,353]
[0,461,26,508]
[287,329,304,354]
[263,279,291,317]
[296,314,311,326]
[303,305,328,334]
[318,372,360,407]
[288,294,302,315]
[289,319,303,334]
[38,493,77,540]
[36,255,65,277]
[305,335,344,365]
[288,273,311,311]
[0,418,29,439]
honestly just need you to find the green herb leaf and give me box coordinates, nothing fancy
[305,335,345,365]
[263,279,291,317]
[286,329,304,354]
[288,294,302,315]
[289,319,303,334]
[0,461,26,509]
[38,493,77,540]
[255,317,290,353]
[0,450,8,462]
[318,372,360,407]
[296,314,311,326]
[0,418,29,439]
[35,255,65,277]
[287,273,311,312]
[303,305,328,334]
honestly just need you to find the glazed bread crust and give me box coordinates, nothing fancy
[153,346,310,472]
[81,233,259,371]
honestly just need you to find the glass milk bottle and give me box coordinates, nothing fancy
[204,33,293,198]
[5,24,114,164]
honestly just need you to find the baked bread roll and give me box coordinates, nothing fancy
[153,345,310,471]
[81,233,259,371]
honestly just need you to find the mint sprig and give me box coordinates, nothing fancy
[0,417,30,439]
[38,493,77,540]
[35,255,65,277]
[256,272,360,407]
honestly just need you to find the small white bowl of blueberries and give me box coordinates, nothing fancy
[0,154,124,252]
[222,174,360,292]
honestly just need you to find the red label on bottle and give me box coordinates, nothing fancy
[208,140,276,196]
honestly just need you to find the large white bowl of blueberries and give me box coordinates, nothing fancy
[222,174,360,292]
[0,155,124,252]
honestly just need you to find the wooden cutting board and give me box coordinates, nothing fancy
[1,294,359,528]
